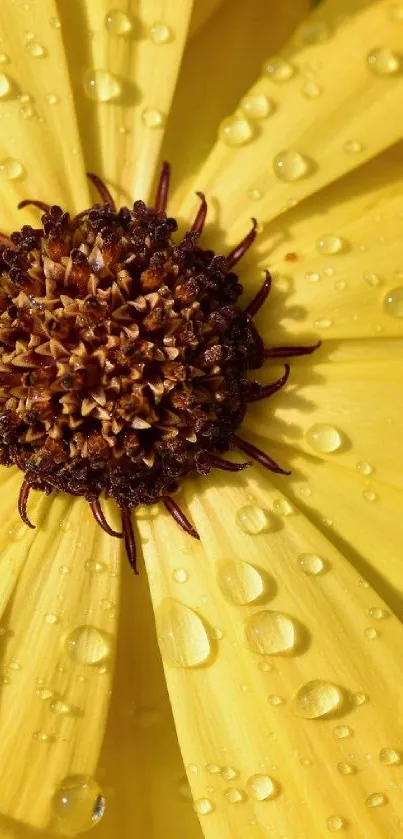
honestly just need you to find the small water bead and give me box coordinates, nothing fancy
[219,116,255,147]
[327,815,347,832]
[333,725,353,740]
[380,747,402,765]
[337,762,356,775]
[44,613,60,625]
[19,105,35,119]
[301,81,322,98]
[389,3,403,21]
[384,286,403,317]
[65,626,111,666]
[263,57,296,81]
[0,54,9,64]
[206,763,221,774]
[105,10,133,36]
[217,559,265,605]
[268,694,284,706]
[343,139,363,154]
[334,280,346,292]
[314,318,333,329]
[33,730,54,743]
[49,699,75,716]
[235,505,274,535]
[245,610,298,656]
[300,486,312,498]
[141,107,165,129]
[49,16,61,29]
[26,41,46,58]
[59,565,71,576]
[294,680,343,719]
[363,272,382,288]
[194,798,214,815]
[367,47,402,76]
[323,266,335,277]
[53,775,105,833]
[85,558,107,574]
[0,158,25,180]
[224,788,246,803]
[272,498,294,516]
[316,235,345,255]
[248,188,263,201]
[149,21,173,45]
[298,553,326,576]
[305,272,321,283]
[306,423,342,454]
[368,607,388,620]
[45,93,59,105]
[221,767,238,781]
[99,599,114,612]
[241,93,275,119]
[0,73,11,99]
[155,598,212,668]
[362,490,378,503]
[273,150,311,181]
[366,792,388,808]
[352,692,369,706]
[84,69,121,103]
[172,568,188,584]
[364,627,379,640]
[356,461,374,476]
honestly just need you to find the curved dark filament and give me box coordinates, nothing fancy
[154,161,170,213]
[121,508,138,574]
[244,270,272,318]
[232,435,291,476]
[18,199,50,213]
[162,497,200,540]
[201,453,251,472]
[263,341,321,359]
[0,232,13,247]
[226,218,258,269]
[18,478,35,529]
[247,364,290,404]
[89,499,122,539]
[86,172,116,212]
[191,192,208,237]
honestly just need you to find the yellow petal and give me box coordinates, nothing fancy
[144,476,403,837]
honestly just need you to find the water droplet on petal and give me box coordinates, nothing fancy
[36,686,54,700]
[294,680,344,719]
[0,158,25,180]
[0,54,10,64]
[367,47,402,75]
[194,798,214,815]
[45,93,59,105]
[379,747,402,765]
[298,553,327,575]
[333,725,353,740]
[49,17,61,29]
[219,115,255,146]
[19,104,35,119]
[44,613,60,625]
[235,505,274,535]
[314,317,333,329]
[206,763,221,774]
[268,694,284,706]
[273,150,312,181]
[362,490,378,503]
[172,567,188,583]
[272,498,294,516]
[263,57,296,81]
[221,766,238,780]
[84,69,121,102]
[343,139,363,154]
[217,559,266,604]
[177,776,193,800]
[0,72,11,99]
[366,792,388,807]
[85,558,107,574]
[224,787,246,803]
[49,699,75,715]
[65,626,111,666]
[327,815,347,832]
[26,41,46,58]
[105,10,133,36]
[241,93,275,119]
[149,21,173,45]
[141,107,165,128]
[305,272,321,283]
[316,235,345,254]
[53,775,105,832]
[246,773,279,801]
[363,272,382,287]
[384,286,403,317]
[356,461,374,476]
[368,606,388,620]
[301,81,322,98]
[364,626,379,640]
[337,761,356,775]
[247,188,263,201]
[334,280,346,292]
[245,610,298,655]
[155,598,212,668]
[306,423,342,453]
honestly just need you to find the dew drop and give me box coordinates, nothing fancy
[314,318,333,329]
[356,461,374,476]
[217,559,265,604]
[246,773,278,801]
[219,115,255,147]
[53,775,105,833]
[268,694,284,706]
[105,9,133,36]
[141,107,165,129]
[298,553,326,575]
[36,686,54,700]
[224,788,246,803]
[333,725,353,739]
[327,815,347,832]
[367,47,402,76]
[155,598,212,668]
[379,747,402,765]
[294,680,343,719]
[337,761,356,775]
[19,105,35,119]
[84,69,121,103]
[65,626,111,666]
[263,57,296,81]
[49,699,75,716]
[366,792,388,807]
[241,93,275,119]
[206,763,221,774]
[0,72,11,99]
[194,798,214,815]
[245,610,298,656]
[363,271,382,287]
[49,16,61,29]
[0,158,25,180]
[272,498,294,516]
[0,54,10,64]
[149,21,173,45]
[273,150,311,181]
[362,489,378,503]
[26,42,46,58]
[306,423,342,453]
[85,558,107,574]
[59,565,71,576]
[235,504,274,535]
[45,93,59,105]
[301,81,322,98]
[369,606,388,620]
[389,3,403,21]
[384,286,403,317]
[44,613,60,625]
[364,626,379,640]
[316,235,345,254]
[343,139,363,154]
[298,20,330,43]
[221,766,238,781]
[305,272,321,283]
[334,280,346,292]
[172,567,188,584]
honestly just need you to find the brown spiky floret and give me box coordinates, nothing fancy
[0,164,319,571]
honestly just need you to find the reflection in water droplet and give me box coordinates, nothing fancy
[105,10,133,36]
[0,72,11,99]
[273,150,311,181]
[219,116,255,147]
[149,21,173,44]
[364,626,379,640]
[314,318,333,329]
[84,70,121,103]
[333,725,353,740]
[141,107,165,128]
[49,699,75,716]
[384,286,403,317]
[246,774,278,801]
[294,680,343,719]
[327,815,347,832]
[44,613,60,625]
[365,792,388,807]
[45,93,59,105]
[26,42,46,58]
[155,598,212,668]
[85,558,107,574]
[36,687,54,700]
[368,607,388,620]
[337,762,356,775]
[263,57,295,81]
[221,766,238,780]
[306,423,342,453]
[356,460,374,476]
[235,505,274,535]
[362,489,378,503]
[53,775,105,832]
[301,81,322,98]
[298,553,326,575]
[305,271,321,283]
[172,567,188,583]
[0,158,25,180]
[379,747,402,765]
[316,235,345,254]
[224,788,246,803]
[272,498,294,516]
[268,694,284,706]
[245,610,298,656]
[194,798,214,815]
[217,559,265,605]
[343,139,363,154]
[65,626,111,666]
[206,763,221,774]
[241,93,275,119]
[367,47,402,75]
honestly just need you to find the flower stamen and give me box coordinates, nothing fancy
[86,172,116,211]
[162,496,200,540]
[226,218,258,268]
[18,477,35,529]
[233,435,291,476]
[89,498,123,539]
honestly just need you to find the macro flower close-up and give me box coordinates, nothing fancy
[0,0,402,837]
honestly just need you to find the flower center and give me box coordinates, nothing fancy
[0,163,319,571]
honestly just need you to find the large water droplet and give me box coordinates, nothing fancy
[384,286,403,317]
[306,423,342,453]
[367,47,402,75]
[365,792,388,807]
[316,235,345,254]
[327,815,347,832]
[245,610,298,655]
[84,69,121,102]
[26,41,46,58]
[0,158,25,180]
[65,626,111,666]
[241,93,275,119]
[246,773,279,800]
[141,107,165,128]
[194,798,214,815]
[273,150,311,181]
[235,504,274,535]
[298,553,327,576]
[219,115,255,146]
[379,747,402,765]
[105,10,133,36]
[263,57,295,81]
[53,775,105,833]
[0,72,11,99]
[155,598,212,667]
[149,21,173,45]
[294,680,343,719]
[217,559,266,604]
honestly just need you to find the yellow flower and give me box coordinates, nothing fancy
[0,1,402,837]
